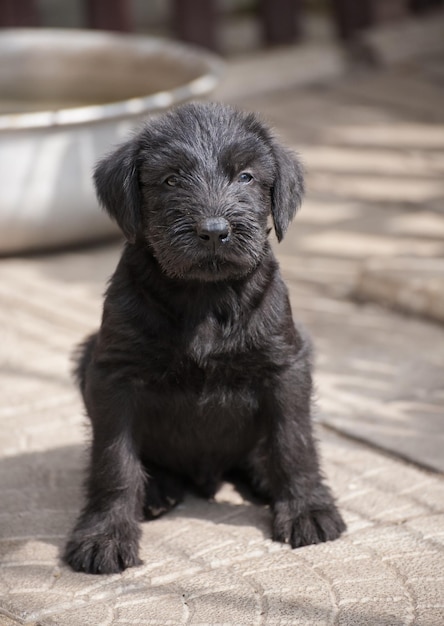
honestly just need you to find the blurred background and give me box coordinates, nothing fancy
[2,0,444,53]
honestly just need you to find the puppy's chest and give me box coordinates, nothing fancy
[153,313,268,389]
[186,314,239,362]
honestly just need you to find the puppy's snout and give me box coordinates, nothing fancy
[197,217,231,248]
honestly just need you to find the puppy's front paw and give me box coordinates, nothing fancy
[272,499,346,548]
[64,516,142,574]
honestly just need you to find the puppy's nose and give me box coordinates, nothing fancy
[197,217,231,247]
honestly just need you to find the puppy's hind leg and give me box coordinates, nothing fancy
[142,464,185,520]
[72,333,97,398]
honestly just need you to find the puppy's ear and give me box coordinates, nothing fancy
[93,139,141,243]
[270,142,305,242]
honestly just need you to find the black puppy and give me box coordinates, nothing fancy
[65,102,345,574]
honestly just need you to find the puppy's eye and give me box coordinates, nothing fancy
[238,172,253,184]
[164,175,179,187]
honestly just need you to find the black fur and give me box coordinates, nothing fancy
[64,102,345,574]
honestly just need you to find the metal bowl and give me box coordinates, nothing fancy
[0,29,223,253]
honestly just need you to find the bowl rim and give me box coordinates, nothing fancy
[0,28,224,131]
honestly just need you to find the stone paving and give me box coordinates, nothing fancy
[1,36,444,626]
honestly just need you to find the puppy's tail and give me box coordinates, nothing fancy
[71,333,97,397]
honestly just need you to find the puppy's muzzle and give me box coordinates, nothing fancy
[196,217,231,250]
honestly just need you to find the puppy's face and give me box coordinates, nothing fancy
[94,103,304,282]
[139,107,277,281]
